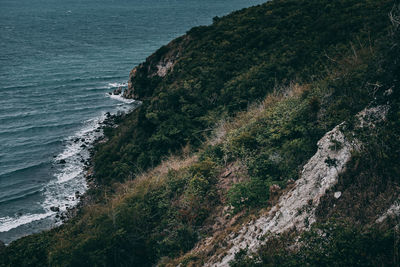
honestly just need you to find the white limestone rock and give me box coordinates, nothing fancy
[206,105,388,267]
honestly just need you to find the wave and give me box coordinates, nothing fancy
[107,93,136,104]
[0,121,79,136]
[0,212,53,233]
[8,83,118,100]
[0,115,105,233]
[0,186,43,205]
[0,116,104,233]
[41,91,140,212]
[0,104,115,125]
[0,75,125,91]
[0,138,61,152]
[0,161,49,178]
[0,84,139,234]
[53,75,125,85]
[40,113,107,216]
[107,82,127,88]
[105,81,138,104]
[0,110,42,122]
[0,115,104,233]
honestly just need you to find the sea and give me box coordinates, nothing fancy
[0,0,265,244]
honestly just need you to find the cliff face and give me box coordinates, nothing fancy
[123,36,189,99]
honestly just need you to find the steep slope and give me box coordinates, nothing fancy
[1,1,399,267]
[206,105,389,266]
[93,0,393,186]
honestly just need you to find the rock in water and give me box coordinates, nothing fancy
[50,206,60,212]
[112,87,122,95]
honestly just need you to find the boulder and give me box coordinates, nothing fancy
[50,206,60,212]
[334,191,342,199]
[112,87,122,95]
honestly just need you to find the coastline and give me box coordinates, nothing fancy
[0,90,140,245]
[1,0,399,265]
[55,98,141,224]
[0,0,268,248]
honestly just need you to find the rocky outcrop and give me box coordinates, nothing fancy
[50,206,60,212]
[376,198,400,223]
[123,36,189,99]
[205,105,389,266]
[112,87,122,95]
[153,58,175,78]
[123,55,178,99]
[123,67,139,99]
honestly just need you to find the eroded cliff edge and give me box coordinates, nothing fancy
[123,36,189,99]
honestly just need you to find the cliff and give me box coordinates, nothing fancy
[123,36,189,99]
[1,0,400,266]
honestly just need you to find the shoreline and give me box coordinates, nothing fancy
[55,98,140,224]
[56,112,120,222]
[0,93,140,245]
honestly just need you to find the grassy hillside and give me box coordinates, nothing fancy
[1,0,399,266]
[93,0,393,186]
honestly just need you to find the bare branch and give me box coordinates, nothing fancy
[389,4,400,29]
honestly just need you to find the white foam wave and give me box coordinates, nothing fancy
[0,86,140,234]
[0,212,52,233]
[42,93,139,217]
[107,93,136,104]
[42,115,107,214]
[107,82,127,88]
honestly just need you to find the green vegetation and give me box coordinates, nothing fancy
[1,0,400,266]
[46,158,219,266]
[229,221,399,267]
[230,4,400,265]
[93,0,393,186]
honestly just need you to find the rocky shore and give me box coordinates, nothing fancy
[52,111,129,223]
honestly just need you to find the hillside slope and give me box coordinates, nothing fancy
[93,0,393,186]
[1,0,400,266]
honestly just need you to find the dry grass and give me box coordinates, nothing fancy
[111,82,307,206]
[95,82,311,266]
[157,82,311,266]
[209,82,308,146]
[108,153,198,209]
[133,154,197,187]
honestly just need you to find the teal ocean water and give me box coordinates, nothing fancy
[0,0,265,244]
